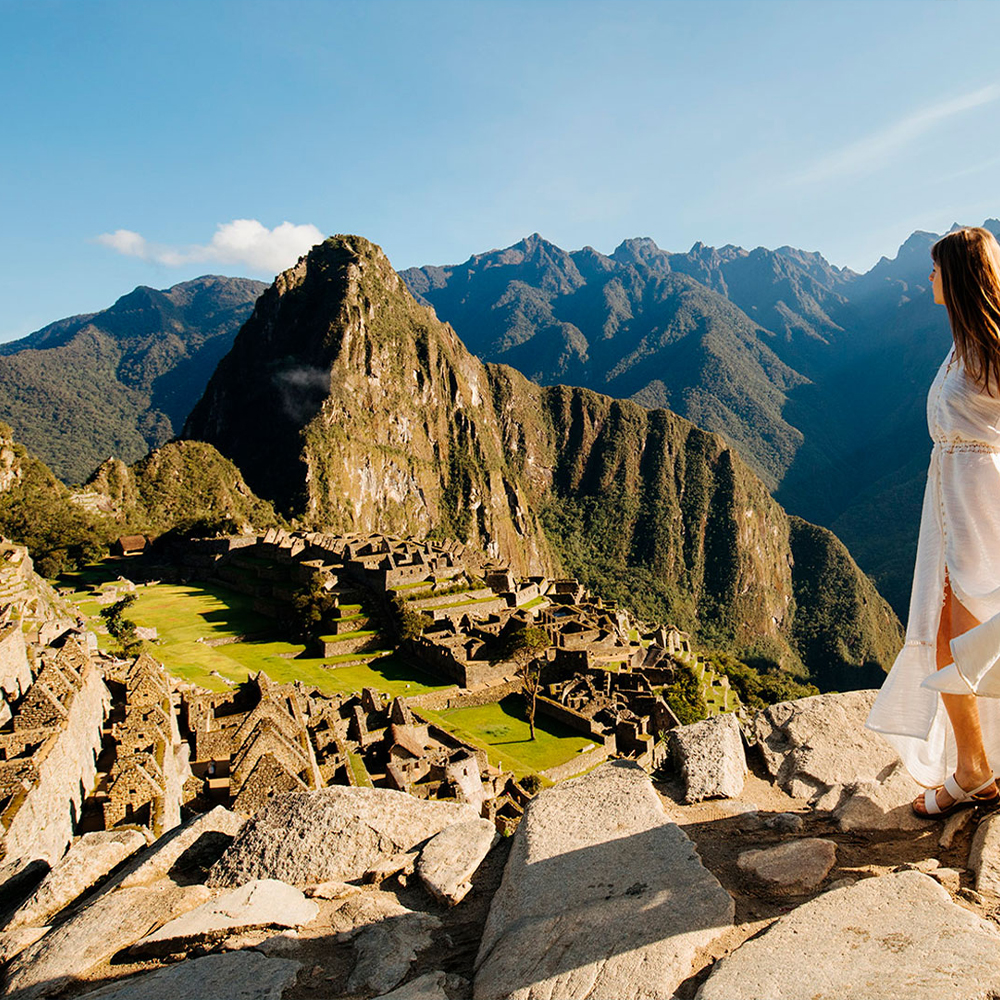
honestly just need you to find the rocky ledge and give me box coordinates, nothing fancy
[3,690,1000,999]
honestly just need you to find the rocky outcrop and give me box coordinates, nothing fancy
[3,882,211,998]
[7,829,146,930]
[669,712,746,802]
[132,879,318,956]
[417,818,497,905]
[76,950,301,1000]
[696,871,1000,999]
[109,805,245,890]
[208,786,479,888]
[474,760,734,1000]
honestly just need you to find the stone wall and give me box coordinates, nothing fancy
[161,696,192,834]
[400,686,463,712]
[534,695,614,745]
[441,678,522,710]
[2,662,109,865]
[0,625,30,705]
[541,744,611,783]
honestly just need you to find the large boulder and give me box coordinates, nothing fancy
[8,830,146,930]
[208,786,477,888]
[736,839,837,895]
[107,805,245,890]
[348,907,441,994]
[3,882,211,999]
[132,879,318,956]
[474,760,734,1000]
[755,691,896,796]
[754,691,910,813]
[668,712,746,802]
[76,950,301,1000]
[696,871,1000,999]
[832,761,932,833]
[417,818,498,905]
[326,890,442,995]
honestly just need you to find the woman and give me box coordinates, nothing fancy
[867,226,1000,817]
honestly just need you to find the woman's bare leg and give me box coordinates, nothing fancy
[914,575,996,814]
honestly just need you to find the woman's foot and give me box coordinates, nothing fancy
[912,771,999,817]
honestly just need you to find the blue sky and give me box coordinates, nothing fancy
[2,0,999,341]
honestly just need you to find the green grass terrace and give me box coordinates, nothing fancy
[66,568,448,699]
[417,696,597,782]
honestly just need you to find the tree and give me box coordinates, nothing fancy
[496,624,551,740]
[391,594,430,643]
[664,659,707,725]
[289,581,340,639]
[100,594,142,657]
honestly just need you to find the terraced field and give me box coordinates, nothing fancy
[68,570,447,698]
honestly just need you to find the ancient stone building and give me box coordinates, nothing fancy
[182,672,321,814]
[0,636,110,865]
[102,653,193,837]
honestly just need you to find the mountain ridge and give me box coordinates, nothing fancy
[0,275,267,483]
[185,234,903,688]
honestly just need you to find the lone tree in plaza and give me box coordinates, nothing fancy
[495,623,551,740]
[100,594,142,658]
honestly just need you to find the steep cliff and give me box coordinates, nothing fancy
[185,238,552,574]
[185,236,903,684]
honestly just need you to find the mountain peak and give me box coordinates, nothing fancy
[610,237,667,269]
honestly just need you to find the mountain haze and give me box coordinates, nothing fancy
[185,235,903,687]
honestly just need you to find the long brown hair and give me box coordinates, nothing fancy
[932,227,1000,395]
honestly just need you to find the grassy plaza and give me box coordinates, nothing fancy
[70,572,447,698]
[418,696,597,779]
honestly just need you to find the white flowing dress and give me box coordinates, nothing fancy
[867,346,1000,787]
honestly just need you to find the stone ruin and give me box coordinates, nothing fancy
[99,653,194,837]
[0,632,109,866]
[181,672,321,816]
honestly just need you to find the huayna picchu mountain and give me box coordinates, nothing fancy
[0,275,267,484]
[185,235,903,689]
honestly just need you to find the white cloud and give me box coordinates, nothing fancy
[95,219,325,274]
[794,83,1000,185]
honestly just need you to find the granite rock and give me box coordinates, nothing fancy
[417,818,497,905]
[474,760,734,1000]
[736,838,837,895]
[697,871,1000,999]
[969,812,1000,895]
[9,829,146,929]
[668,713,746,803]
[108,805,245,890]
[132,878,318,955]
[76,949,301,1000]
[4,882,211,999]
[940,807,977,849]
[208,786,477,887]
[372,971,466,1000]
[754,690,899,802]
[348,907,441,994]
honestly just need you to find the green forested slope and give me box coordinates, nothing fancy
[0,276,266,483]
[186,235,903,689]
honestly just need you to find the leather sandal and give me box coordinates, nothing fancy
[913,774,1000,818]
